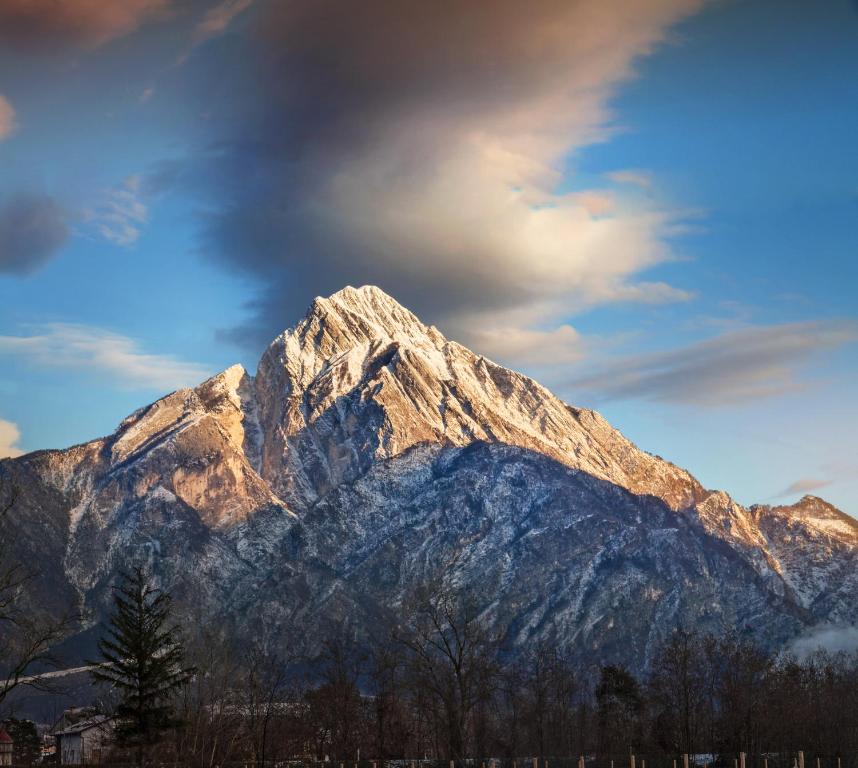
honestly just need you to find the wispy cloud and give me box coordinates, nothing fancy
[0,324,210,391]
[775,478,833,499]
[0,95,16,140]
[192,0,253,46]
[89,176,149,247]
[569,321,858,406]
[0,193,69,275]
[178,0,253,63]
[607,169,653,189]
[0,418,23,459]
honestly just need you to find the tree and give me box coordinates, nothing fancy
[242,644,289,768]
[2,719,40,766]
[0,474,72,711]
[648,628,712,755]
[91,566,195,766]
[595,664,642,755]
[397,576,500,761]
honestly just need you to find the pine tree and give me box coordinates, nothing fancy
[91,567,195,765]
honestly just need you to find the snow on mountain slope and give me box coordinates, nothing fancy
[1,285,855,668]
[255,285,704,511]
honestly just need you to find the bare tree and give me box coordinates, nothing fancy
[648,628,711,755]
[243,644,290,768]
[0,474,72,711]
[397,577,500,761]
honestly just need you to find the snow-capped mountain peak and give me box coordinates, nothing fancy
[2,285,855,670]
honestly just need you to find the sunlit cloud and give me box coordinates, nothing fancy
[0,0,169,50]
[466,324,585,368]
[0,324,210,391]
[178,0,254,63]
[0,418,23,459]
[192,0,253,45]
[775,478,833,499]
[0,95,16,141]
[198,0,704,348]
[607,169,654,189]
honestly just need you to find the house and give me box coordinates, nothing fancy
[54,716,113,765]
[0,728,12,767]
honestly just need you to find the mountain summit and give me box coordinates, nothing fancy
[3,286,856,668]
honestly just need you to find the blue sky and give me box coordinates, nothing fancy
[0,0,856,513]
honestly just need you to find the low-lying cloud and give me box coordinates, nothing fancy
[0,194,69,275]
[568,321,858,406]
[0,418,23,459]
[789,625,858,659]
[0,324,210,391]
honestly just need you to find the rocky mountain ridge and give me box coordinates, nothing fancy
[2,285,855,668]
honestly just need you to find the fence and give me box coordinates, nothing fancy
[11,754,858,768]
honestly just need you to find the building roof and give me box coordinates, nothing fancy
[0,728,12,744]
[54,716,112,737]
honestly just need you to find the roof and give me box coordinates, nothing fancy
[54,715,112,737]
[0,728,12,744]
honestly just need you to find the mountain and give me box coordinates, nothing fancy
[2,285,856,669]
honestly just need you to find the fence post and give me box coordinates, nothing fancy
[764,759,768,768]
[684,755,690,768]
[631,754,636,768]
[799,752,805,768]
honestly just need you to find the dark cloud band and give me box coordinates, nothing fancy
[0,194,69,276]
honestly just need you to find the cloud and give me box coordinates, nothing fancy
[0,324,211,391]
[467,324,585,367]
[176,0,254,63]
[775,478,833,499]
[607,169,653,189]
[0,194,69,275]
[189,0,703,349]
[192,0,253,46]
[0,0,169,50]
[0,95,16,140]
[789,625,858,659]
[0,419,24,459]
[89,176,149,247]
[568,321,858,406]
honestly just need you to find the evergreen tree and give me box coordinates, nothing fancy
[91,567,195,765]
[2,719,40,767]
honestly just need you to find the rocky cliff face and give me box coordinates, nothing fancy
[2,286,855,669]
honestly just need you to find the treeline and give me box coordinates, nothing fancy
[87,572,858,767]
[172,625,858,767]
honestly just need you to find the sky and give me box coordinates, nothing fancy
[0,0,856,513]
